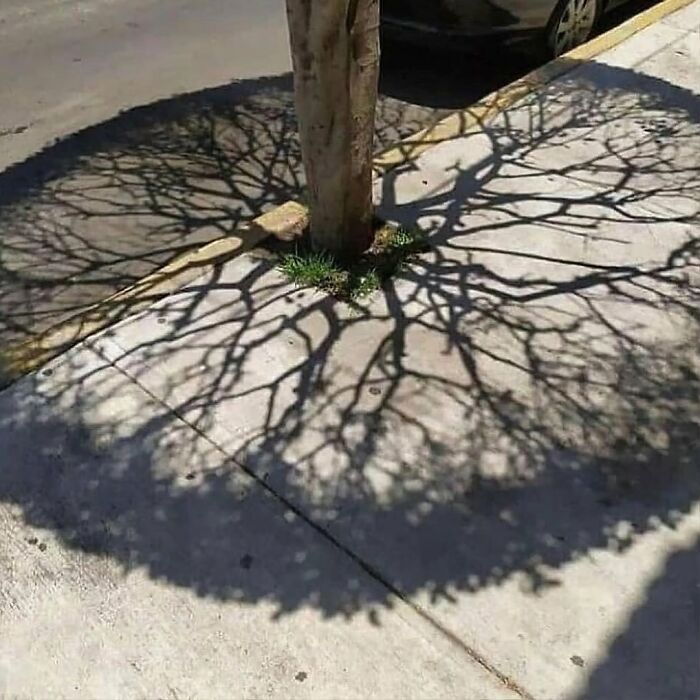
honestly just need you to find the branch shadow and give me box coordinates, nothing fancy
[1,57,699,695]
[0,71,436,346]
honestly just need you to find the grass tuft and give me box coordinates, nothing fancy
[278,250,340,288]
[278,224,428,302]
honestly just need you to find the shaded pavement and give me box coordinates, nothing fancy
[0,73,447,347]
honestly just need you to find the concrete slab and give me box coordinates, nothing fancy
[439,47,700,221]
[0,343,516,699]
[77,15,700,693]
[629,27,700,94]
[379,138,697,274]
[661,0,700,31]
[5,5,699,698]
[593,18,689,69]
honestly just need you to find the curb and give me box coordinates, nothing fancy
[373,0,694,173]
[0,0,691,387]
[0,202,308,387]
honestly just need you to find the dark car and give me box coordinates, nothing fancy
[381,0,634,56]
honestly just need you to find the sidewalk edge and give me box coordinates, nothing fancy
[0,202,308,387]
[373,0,694,173]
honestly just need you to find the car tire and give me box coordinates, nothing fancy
[546,0,602,56]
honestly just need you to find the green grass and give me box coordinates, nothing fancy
[278,225,428,302]
[278,250,340,288]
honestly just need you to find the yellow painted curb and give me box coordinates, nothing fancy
[0,202,308,386]
[373,0,695,174]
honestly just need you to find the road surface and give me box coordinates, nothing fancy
[0,0,294,170]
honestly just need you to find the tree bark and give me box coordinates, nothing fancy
[285,0,380,260]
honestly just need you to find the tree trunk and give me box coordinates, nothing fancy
[285,0,380,261]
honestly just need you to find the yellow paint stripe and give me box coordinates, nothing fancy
[0,202,308,385]
[373,0,694,174]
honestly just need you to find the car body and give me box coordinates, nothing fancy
[381,0,633,54]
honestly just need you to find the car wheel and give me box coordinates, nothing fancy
[546,0,601,56]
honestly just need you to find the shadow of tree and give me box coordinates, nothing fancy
[0,72,439,345]
[1,57,699,697]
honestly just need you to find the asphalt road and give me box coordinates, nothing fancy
[0,0,292,170]
[0,0,658,349]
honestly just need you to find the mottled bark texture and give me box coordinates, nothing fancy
[285,0,380,260]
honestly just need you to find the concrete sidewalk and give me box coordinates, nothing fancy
[2,2,699,698]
